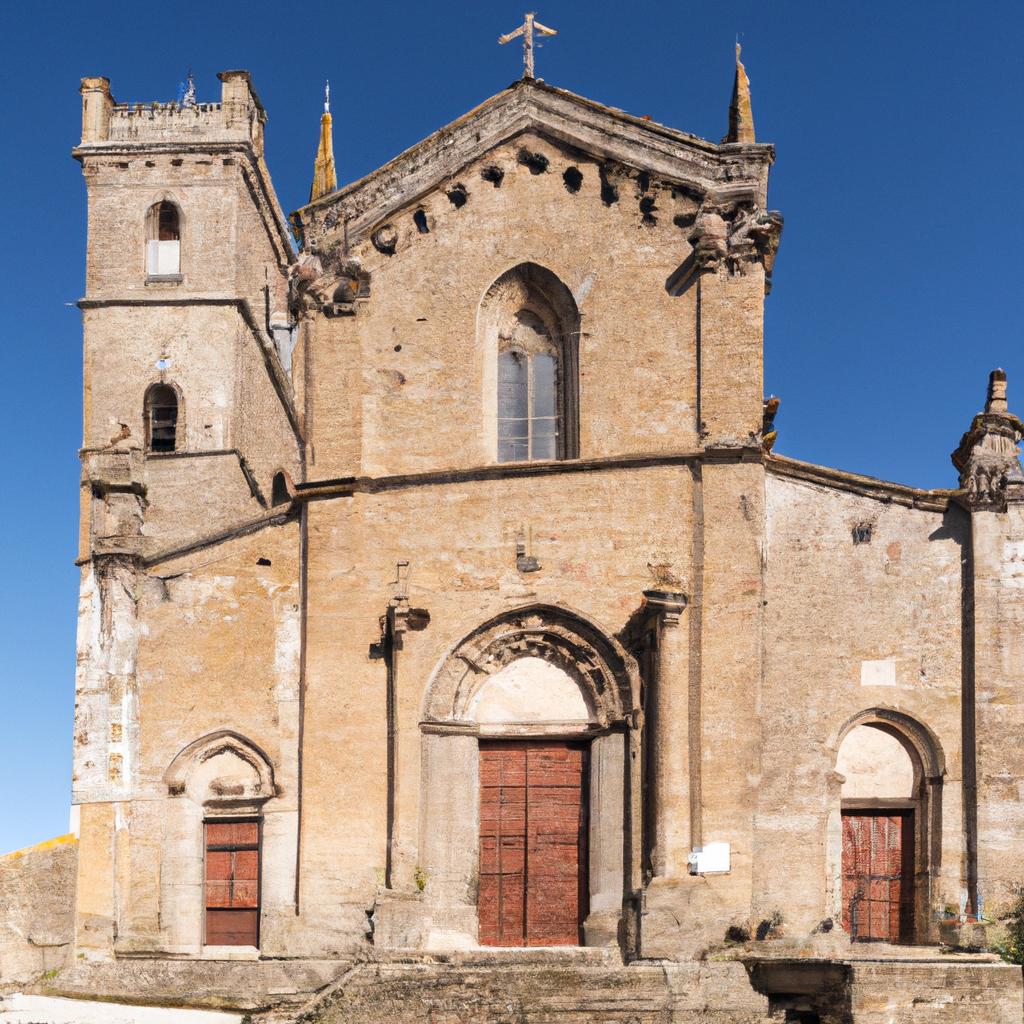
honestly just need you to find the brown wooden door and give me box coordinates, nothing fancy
[479,740,588,946]
[204,820,260,946]
[841,811,913,942]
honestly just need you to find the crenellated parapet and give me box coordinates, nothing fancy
[78,70,266,153]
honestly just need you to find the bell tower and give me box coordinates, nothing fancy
[69,73,302,952]
[73,70,301,558]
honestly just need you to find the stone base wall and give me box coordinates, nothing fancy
[0,836,77,985]
[46,949,1024,1023]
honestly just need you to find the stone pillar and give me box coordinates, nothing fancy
[73,802,116,953]
[80,77,113,144]
[642,590,690,877]
[693,457,764,923]
[967,501,1024,920]
[584,730,627,946]
[642,457,765,960]
[953,370,1024,922]
[417,727,479,948]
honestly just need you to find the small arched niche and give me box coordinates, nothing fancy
[271,470,290,507]
[480,263,580,463]
[145,382,180,453]
[467,656,592,730]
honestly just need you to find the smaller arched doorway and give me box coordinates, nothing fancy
[162,731,277,951]
[830,710,944,945]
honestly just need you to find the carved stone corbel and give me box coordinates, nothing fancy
[289,249,371,320]
[676,201,784,295]
[642,589,689,628]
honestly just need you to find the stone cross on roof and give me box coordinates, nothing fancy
[499,12,557,80]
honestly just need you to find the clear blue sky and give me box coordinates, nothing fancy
[1,0,1021,855]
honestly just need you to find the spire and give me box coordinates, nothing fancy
[309,80,337,203]
[726,42,755,144]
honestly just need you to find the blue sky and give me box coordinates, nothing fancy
[0,0,1022,855]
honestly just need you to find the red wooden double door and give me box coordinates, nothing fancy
[841,811,914,943]
[479,740,588,946]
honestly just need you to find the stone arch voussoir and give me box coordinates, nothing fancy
[832,706,946,783]
[163,729,277,801]
[424,603,639,730]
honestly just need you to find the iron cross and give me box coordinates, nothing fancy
[499,12,558,80]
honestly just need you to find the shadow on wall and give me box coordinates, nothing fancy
[746,960,851,1024]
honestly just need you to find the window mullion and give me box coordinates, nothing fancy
[526,354,535,461]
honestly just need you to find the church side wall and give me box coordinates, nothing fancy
[759,472,966,939]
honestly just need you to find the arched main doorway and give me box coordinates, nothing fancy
[830,710,945,945]
[419,605,640,950]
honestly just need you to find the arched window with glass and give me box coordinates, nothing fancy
[483,263,580,465]
[498,311,562,462]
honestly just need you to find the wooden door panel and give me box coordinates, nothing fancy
[204,820,260,946]
[841,811,912,943]
[205,908,258,946]
[479,741,587,947]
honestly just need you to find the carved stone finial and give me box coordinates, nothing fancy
[952,369,1024,508]
[761,395,780,451]
[726,43,755,144]
[986,368,1008,414]
[309,84,337,203]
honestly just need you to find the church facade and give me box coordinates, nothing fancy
[28,54,1024,1020]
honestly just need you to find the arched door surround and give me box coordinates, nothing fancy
[159,731,278,952]
[828,709,945,945]
[418,604,641,950]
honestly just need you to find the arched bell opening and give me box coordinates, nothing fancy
[416,605,641,952]
[827,710,945,946]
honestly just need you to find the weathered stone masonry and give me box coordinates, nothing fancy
[4,55,1024,1022]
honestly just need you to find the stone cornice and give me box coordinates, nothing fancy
[767,454,955,511]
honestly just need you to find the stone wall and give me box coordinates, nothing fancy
[0,836,77,985]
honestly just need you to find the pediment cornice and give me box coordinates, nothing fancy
[291,79,774,253]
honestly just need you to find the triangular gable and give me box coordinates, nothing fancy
[292,78,774,250]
